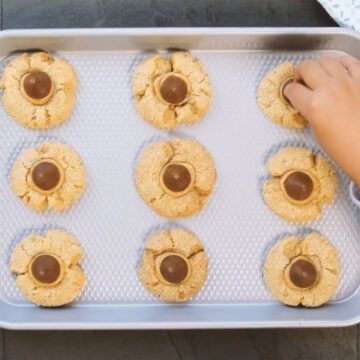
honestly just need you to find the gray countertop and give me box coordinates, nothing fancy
[1,1,359,359]
[1,0,337,28]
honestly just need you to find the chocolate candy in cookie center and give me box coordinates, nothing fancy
[159,73,189,105]
[288,257,318,289]
[30,254,63,285]
[23,71,53,100]
[160,254,189,284]
[283,171,314,202]
[161,163,193,193]
[31,160,62,192]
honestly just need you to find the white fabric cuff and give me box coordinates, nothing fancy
[349,182,360,207]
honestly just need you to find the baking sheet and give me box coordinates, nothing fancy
[0,28,359,329]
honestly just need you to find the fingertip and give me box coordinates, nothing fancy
[338,54,359,63]
[338,55,360,78]
[295,59,317,74]
[298,59,316,67]
[281,81,313,120]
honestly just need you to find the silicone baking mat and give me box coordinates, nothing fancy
[0,29,359,329]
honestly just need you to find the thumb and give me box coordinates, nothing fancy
[284,82,314,122]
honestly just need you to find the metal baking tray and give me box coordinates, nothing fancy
[0,28,359,330]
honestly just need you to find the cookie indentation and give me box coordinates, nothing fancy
[279,77,294,105]
[30,254,63,286]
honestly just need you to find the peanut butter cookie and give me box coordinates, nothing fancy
[10,141,86,212]
[135,138,216,217]
[133,51,212,129]
[258,61,306,128]
[10,229,86,307]
[263,232,340,307]
[263,147,338,222]
[0,52,77,129]
[138,228,208,302]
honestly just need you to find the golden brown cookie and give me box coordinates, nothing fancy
[135,138,216,217]
[10,141,86,212]
[263,147,337,222]
[138,228,208,302]
[257,61,306,128]
[132,51,212,129]
[0,52,77,129]
[10,229,86,307]
[263,232,340,307]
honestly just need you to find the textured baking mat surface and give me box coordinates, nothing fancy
[0,50,359,305]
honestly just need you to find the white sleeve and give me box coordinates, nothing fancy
[317,0,360,31]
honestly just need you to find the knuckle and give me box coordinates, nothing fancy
[330,79,347,92]
[298,59,315,69]
[319,56,331,63]
[308,94,324,112]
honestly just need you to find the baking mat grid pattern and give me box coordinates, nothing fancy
[0,50,359,305]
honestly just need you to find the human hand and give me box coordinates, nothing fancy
[284,56,360,187]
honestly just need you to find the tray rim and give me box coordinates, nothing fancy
[1,26,360,54]
[0,26,359,36]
